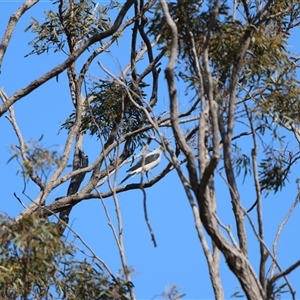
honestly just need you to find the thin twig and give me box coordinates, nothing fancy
[137,148,158,248]
[244,102,266,287]
[13,193,27,209]
[214,213,239,249]
[1,88,45,190]
[270,190,300,277]
[242,208,296,299]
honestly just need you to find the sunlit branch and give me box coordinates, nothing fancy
[0,0,39,72]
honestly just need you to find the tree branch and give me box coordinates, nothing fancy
[0,0,38,72]
[0,0,135,117]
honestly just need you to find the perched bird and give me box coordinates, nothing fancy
[120,146,163,184]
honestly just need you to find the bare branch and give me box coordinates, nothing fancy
[243,208,296,300]
[1,88,44,189]
[244,102,267,288]
[160,0,198,190]
[0,0,38,72]
[270,190,300,277]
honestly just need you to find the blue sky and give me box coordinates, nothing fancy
[1,1,300,299]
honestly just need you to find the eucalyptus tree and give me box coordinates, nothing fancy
[1,0,300,299]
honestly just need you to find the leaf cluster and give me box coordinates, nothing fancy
[258,147,293,194]
[231,144,251,183]
[62,79,149,142]
[148,0,300,193]
[147,0,297,96]
[8,139,62,181]
[159,285,186,300]
[25,0,111,56]
[258,67,300,126]
[0,214,133,299]
[147,0,232,71]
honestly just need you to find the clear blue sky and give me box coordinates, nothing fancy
[1,1,300,299]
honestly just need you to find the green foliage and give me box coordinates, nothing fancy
[158,285,186,300]
[147,0,297,91]
[147,0,234,78]
[147,0,300,195]
[62,79,150,143]
[25,0,111,56]
[257,142,300,194]
[231,282,289,299]
[7,139,62,182]
[231,144,251,183]
[147,0,229,51]
[0,214,133,299]
[259,66,300,125]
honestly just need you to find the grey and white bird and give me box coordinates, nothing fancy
[120,146,163,184]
